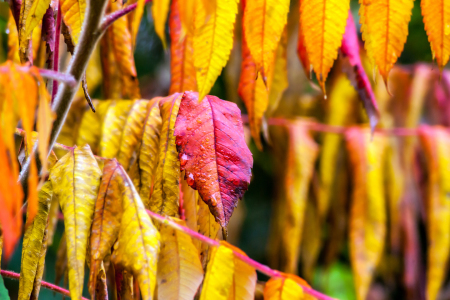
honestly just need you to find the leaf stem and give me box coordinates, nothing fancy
[145,209,337,300]
[0,270,90,300]
[100,0,153,32]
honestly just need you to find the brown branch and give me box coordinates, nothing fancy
[100,0,153,32]
[0,270,90,300]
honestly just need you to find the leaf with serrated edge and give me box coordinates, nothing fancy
[174,91,253,228]
[50,144,102,299]
[111,165,160,300]
[157,218,204,300]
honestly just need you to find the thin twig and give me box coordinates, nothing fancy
[0,270,90,300]
[81,73,96,112]
[100,0,153,32]
[38,69,77,88]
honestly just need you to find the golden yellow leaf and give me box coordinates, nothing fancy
[50,144,102,299]
[243,0,289,79]
[194,0,239,100]
[180,175,199,233]
[110,165,160,300]
[152,0,170,48]
[60,0,86,45]
[21,0,51,49]
[18,180,52,300]
[131,0,146,48]
[263,277,304,300]
[418,126,450,300]
[197,195,220,267]
[200,245,235,300]
[346,128,387,300]
[157,218,204,300]
[149,94,182,217]
[360,0,414,83]
[178,0,196,34]
[100,100,135,159]
[7,13,20,63]
[29,223,48,300]
[281,124,318,274]
[300,0,350,93]
[267,29,288,116]
[138,98,163,208]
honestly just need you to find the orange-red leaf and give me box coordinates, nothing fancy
[174,91,253,228]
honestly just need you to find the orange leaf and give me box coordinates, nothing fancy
[152,0,170,48]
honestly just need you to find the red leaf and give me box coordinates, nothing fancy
[340,12,380,132]
[174,91,253,228]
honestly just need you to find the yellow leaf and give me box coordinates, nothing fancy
[346,128,387,300]
[138,98,163,209]
[100,100,135,159]
[178,0,196,34]
[197,196,220,267]
[200,245,235,300]
[22,0,51,45]
[50,144,102,299]
[263,277,304,300]
[131,0,146,48]
[18,180,52,300]
[7,13,20,63]
[149,94,182,217]
[194,0,239,100]
[267,29,288,116]
[157,218,204,300]
[360,0,414,83]
[152,0,170,48]
[300,200,321,281]
[418,126,450,300]
[281,124,318,274]
[300,0,350,93]
[243,0,289,78]
[180,175,199,232]
[60,0,86,45]
[111,165,160,300]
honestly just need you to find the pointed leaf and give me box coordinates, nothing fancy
[193,0,239,100]
[60,0,86,45]
[152,0,170,48]
[157,218,204,300]
[50,144,102,299]
[197,196,221,266]
[174,91,253,228]
[300,0,350,92]
[131,0,146,47]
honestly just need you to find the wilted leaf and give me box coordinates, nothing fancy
[60,0,86,45]
[194,0,238,100]
[360,0,413,83]
[174,91,253,228]
[346,128,387,300]
[157,218,204,300]
[300,0,350,92]
[50,144,102,299]
[418,126,450,300]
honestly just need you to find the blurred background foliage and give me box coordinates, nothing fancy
[0,0,439,299]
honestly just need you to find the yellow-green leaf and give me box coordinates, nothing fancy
[157,218,204,300]
[50,144,102,299]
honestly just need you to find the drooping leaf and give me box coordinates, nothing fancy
[150,93,182,218]
[178,0,195,34]
[297,20,311,80]
[152,0,170,48]
[197,195,221,267]
[60,0,86,45]
[18,181,52,300]
[131,0,146,48]
[138,98,163,209]
[169,0,197,94]
[359,0,414,83]
[89,159,124,299]
[238,19,269,150]
[263,277,304,300]
[422,0,450,69]
[281,123,318,274]
[340,12,380,131]
[174,91,253,228]
[243,0,289,80]
[157,218,204,300]
[193,0,239,100]
[300,199,321,281]
[20,0,51,57]
[345,128,387,300]
[300,0,350,93]
[50,144,102,299]
[29,225,49,300]
[418,126,450,300]
[267,29,288,116]
[110,165,160,300]
[199,245,235,300]
[180,175,199,233]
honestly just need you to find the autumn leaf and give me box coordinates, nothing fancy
[264,277,304,300]
[267,29,288,117]
[297,21,311,80]
[300,0,350,93]
[359,0,414,83]
[174,91,253,228]
[18,181,52,300]
[346,128,387,300]
[150,93,182,218]
[178,0,195,34]
[418,126,450,300]
[130,0,146,48]
[157,218,204,300]
[50,144,102,299]
[152,0,170,48]
[110,164,160,300]
[243,0,289,80]
[60,0,86,45]
[340,12,380,131]
[169,0,197,94]
[197,196,221,267]
[194,0,239,100]
[180,175,199,233]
